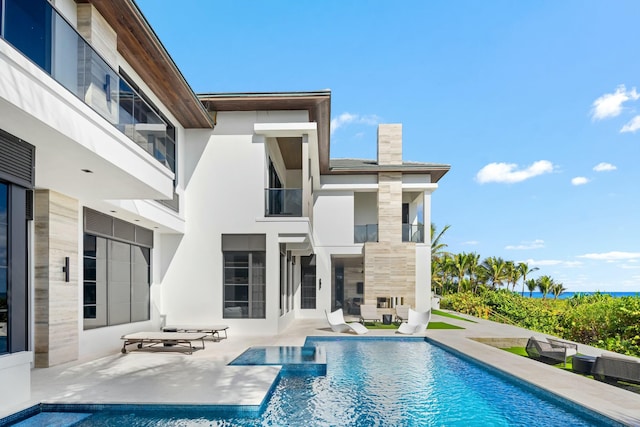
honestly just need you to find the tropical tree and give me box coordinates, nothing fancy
[431,223,451,258]
[482,256,508,290]
[518,262,539,297]
[537,275,554,300]
[551,282,566,300]
[466,252,481,293]
[525,278,538,298]
[504,261,521,292]
[452,253,471,293]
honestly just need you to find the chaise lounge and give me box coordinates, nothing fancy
[592,354,640,385]
[359,304,380,324]
[326,309,369,335]
[525,336,577,366]
[396,308,431,335]
[120,331,207,354]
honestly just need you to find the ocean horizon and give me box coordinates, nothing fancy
[522,291,639,299]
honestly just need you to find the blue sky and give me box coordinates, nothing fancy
[137,0,640,292]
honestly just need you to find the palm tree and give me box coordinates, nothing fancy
[431,223,451,258]
[551,282,566,300]
[466,252,481,293]
[452,253,470,293]
[525,278,537,298]
[504,261,521,292]
[537,275,554,300]
[518,262,539,297]
[482,256,508,290]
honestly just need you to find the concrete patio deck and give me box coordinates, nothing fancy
[2,311,640,425]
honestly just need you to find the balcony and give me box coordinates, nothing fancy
[402,223,425,243]
[0,0,175,172]
[265,188,302,217]
[354,224,378,243]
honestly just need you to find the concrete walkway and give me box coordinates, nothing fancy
[2,312,640,426]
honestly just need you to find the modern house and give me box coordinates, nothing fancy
[0,0,449,412]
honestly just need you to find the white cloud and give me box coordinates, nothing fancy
[620,115,640,133]
[593,162,617,172]
[476,160,554,184]
[571,176,589,186]
[591,85,639,121]
[578,251,640,261]
[461,240,479,245]
[505,239,545,250]
[330,112,381,134]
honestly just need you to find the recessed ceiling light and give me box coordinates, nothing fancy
[134,219,140,222]
[110,210,116,213]
[81,169,93,173]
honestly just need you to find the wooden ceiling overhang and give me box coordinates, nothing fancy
[76,0,213,129]
[200,92,332,172]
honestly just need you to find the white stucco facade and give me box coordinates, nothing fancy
[0,0,448,415]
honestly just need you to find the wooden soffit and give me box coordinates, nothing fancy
[77,0,213,129]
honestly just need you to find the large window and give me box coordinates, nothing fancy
[0,183,8,353]
[222,235,265,319]
[83,234,151,329]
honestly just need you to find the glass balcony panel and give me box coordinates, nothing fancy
[402,223,425,243]
[2,0,176,173]
[265,189,302,216]
[354,224,378,243]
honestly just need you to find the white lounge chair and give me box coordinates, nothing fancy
[326,309,369,335]
[396,308,431,335]
[359,304,380,323]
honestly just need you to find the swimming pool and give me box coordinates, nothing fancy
[3,337,622,426]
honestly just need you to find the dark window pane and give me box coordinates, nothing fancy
[83,283,96,304]
[5,0,53,73]
[83,306,96,319]
[224,253,249,267]
[224,267,248,285]
[83,234,96,257]
[83,258,96,281]
[224,285,248,301]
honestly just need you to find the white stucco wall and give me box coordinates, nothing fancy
[354,192,378,225]
[313,191,355,247]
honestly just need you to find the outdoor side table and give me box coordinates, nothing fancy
[382,314,392,325]
[572,355,597,375]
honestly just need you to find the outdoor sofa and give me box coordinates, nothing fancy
[592,354,640,385]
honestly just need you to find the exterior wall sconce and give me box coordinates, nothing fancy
[62,257,70,282]
[319,278,322,290]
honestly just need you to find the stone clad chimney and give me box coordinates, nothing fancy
[377,124,402,166]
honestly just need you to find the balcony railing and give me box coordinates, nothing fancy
[0,0,175,172]
[265,188,302,217]
[354,224,378,243]
[402,223,425,243]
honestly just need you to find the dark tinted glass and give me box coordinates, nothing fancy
[4,0,52,72]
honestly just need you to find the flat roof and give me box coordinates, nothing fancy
[330,158,451,182]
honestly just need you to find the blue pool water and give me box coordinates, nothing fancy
[3,338,622,426]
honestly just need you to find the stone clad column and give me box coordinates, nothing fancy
[363,124,417,309]
[34,190,79,367]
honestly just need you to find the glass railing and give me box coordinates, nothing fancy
[354,224,378,243]
[265,188,302,216]
[1,0,175,173]
[402,223,425,243]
